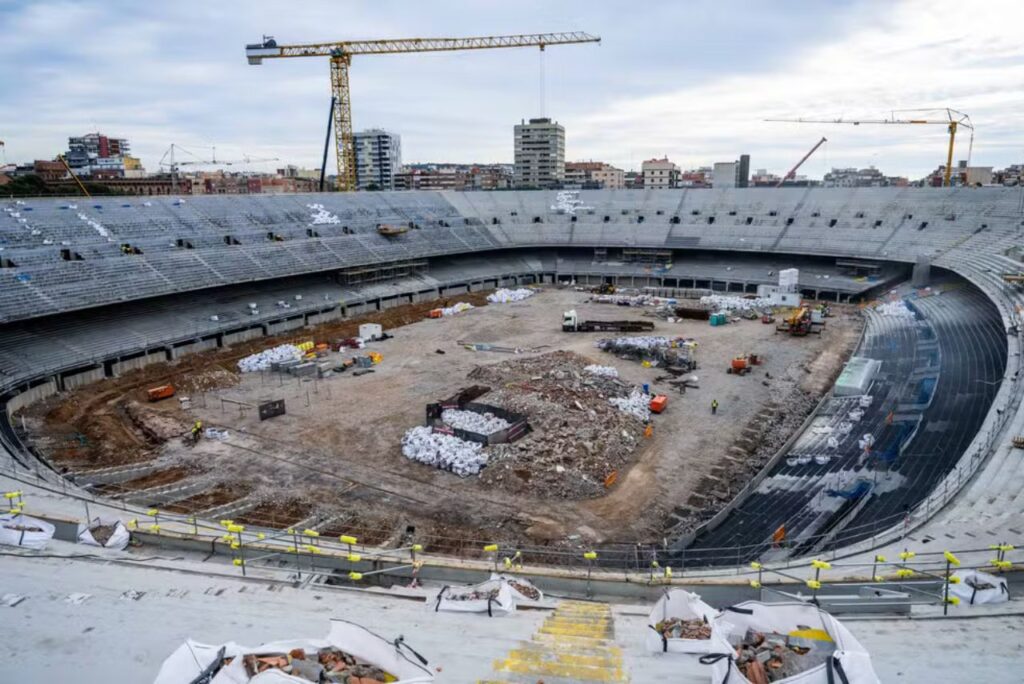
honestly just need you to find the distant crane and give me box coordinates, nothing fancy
[245,32,601,191]
[766,108,973,187]
[159,144,280,192]
[777,137,827,188]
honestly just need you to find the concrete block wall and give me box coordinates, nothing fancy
[306,308,341,326]
[170,338,218,360]
[6,378,58,416]
[265,317,305,336]
[223,328,264,346]
[61,366,105,390]
[111,350,167,376]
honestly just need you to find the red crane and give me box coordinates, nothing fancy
[777,137,827,188]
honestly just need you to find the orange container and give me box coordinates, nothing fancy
[147,385,175,402]
[649,395,668,413]
[427,309,443,319]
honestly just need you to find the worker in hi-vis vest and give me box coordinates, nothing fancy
[711,399,719,415]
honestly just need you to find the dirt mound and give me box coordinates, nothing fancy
[470,351,647,499]
[125,401,190,443]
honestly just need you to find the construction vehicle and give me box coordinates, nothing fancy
[761,312,775,324]
[594,283,616,295]
[246,32,600,191]
[727,354,761,376]
[562,310,655,333]
[146,385,175,402]
[776,307,823,336]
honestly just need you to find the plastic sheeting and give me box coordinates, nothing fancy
[433,579,516,616]
[441,409,510,435]
[711,601,880,684]
[609,388,651,422]
[0,513,55,550]
[440,302,474,316]
[486,288,535,304]
[78,517,130,551]
[584,364,619,379]
[699,294,772,311]
[238,344,303,373]
[949,570,1009,605]
[152,619,434,683]
[401,426,487,476]
[646,589,724,657]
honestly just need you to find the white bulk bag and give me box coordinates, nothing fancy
[645,589,724,655]
[433,579,515,616]
[708,601,880,684]
[78,517,131,551]
[490,573,544,603]
[949,570,1009,606]
[0,513,55,550]
[152,619,434,683]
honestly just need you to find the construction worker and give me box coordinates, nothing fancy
[190,420,203,444]
[711,399,719,415]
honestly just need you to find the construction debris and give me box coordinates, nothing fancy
[597,336,697,370]
[700,294,773,311]
[401,425,487,476]
[487,288,536,304]
[237,344,302,373]
[441,409,510,435]
[440,301,474,316]
[610,388,652,421]
[654,617,712,640]
[584,364,619,378]
[875,300,916,318]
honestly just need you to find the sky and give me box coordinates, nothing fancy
[1,0,1023,179]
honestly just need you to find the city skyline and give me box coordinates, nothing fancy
[1,0,1022,179]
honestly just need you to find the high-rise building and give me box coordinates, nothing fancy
[514,118,565,188]
[641,158,679,189]
[737,154,750,188]
[65,132,131,178]
[353,129,401,190]
[712,162,737,188]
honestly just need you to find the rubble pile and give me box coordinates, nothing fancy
[441,409,510,435]
[237,344,302,373]
[469,351,647,499]
[440,301,474,316]
[487,288,536,304]
[242,646,389,683]
[401,425,487,476]
[653,617,712,640]
[445,587,501,601]
[584,364,619,379]
[597,336,697,369]
[609,388,652,421]
[875,300,915,318]
[507,579,541,601]
[733,629,831,683]
[700,294,772,311]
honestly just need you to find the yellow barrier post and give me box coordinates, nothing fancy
[871,555,886,583]
[583,550,598,598]
[4,490,24,512]
[809,559,831,603]
[942,550,960,616]
[750,561,763,593]
[989,543,1014,572]
[483,543,499,573]
[228,523,246,577]
[147,508,160,535]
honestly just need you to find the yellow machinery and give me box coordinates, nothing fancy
[767,108,973,187]
[246,32,600,191]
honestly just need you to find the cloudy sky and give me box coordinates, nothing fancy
[1,0,1023,179]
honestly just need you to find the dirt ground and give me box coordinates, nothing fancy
[24,288,862,549]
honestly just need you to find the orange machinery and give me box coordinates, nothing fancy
[147,385,175,402]
[649,395,668,413]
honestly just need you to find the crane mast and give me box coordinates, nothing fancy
[246,32,601,191]
[777,137,827,188]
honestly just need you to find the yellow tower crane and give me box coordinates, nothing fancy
[766,108,973,187]
[246,32,601,191]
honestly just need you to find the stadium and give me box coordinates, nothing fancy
[2,185,1022,679]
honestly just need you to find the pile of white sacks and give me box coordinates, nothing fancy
[699,294,772,311]
[596,336,674,353]
[401,426,487,476]
[584,364,619,378]
[876,300,915,318]
[609,388,651,421]
[441,409,510,435]
[486,288,535,304]
[441,302,474,316]
[237,344,302,373]
[306,203,340,225]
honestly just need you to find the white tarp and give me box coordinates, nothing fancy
[584,364,619,379]
[486,288,535,304]
[949,570,1009,606]
[710,601,880,684]
[645,589,723,655]
[699,294,773,312]
[152,619,434,683]
[440,302,474,316]
[433,579,515,616]
[0,513,55,550]
[78,517,131,551]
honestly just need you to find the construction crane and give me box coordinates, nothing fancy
[245,32,601,191]
[159,144,280,192]
[766,109,973,187]
[57,154,91,198]
[777,137,827,188]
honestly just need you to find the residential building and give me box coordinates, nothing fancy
[712,162,737,188]
[623,171,643,190]
[641,158,679,189]
[564,161,624,189]
[751,168,782,187]
[994,164,1023,186]
[514,118,565,188]
[737,154,751,188]
[679,167,711,188]
[921,161,991,187]
[353,129,401,190]
[65,132,131,177]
